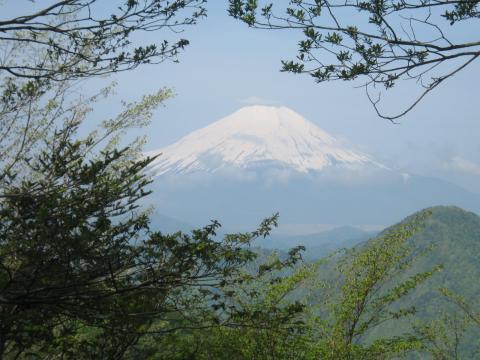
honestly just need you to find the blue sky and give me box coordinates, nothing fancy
[5,1,480,193]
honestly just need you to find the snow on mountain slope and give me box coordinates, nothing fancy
[147,106,381,176]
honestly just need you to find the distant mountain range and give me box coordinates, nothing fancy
[257,225,376,260]
[149,211,193,234]
[147,106,480,229]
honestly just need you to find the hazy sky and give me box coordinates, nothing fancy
[5,2,480,193]
[110,3,480,193]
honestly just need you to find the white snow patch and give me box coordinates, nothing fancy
[147,106,382,176]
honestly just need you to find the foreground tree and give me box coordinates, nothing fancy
[228,0,480,120]
[302,211,439,359]
[126,249,312,359]
[0,114,287,358]
[0,0,206,81]
[0,0,206,185]
[0,3,297,358]
[442,288,480,328]
[414,288,480,358]
[0,2,300,358]
[414,311,472,359]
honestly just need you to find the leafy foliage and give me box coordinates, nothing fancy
[0,0,205,179]
[0,118,289,358]
[228,0,480,120]
[361,206,480,358]
[124,211,446,360]
[0,1,207,81]
[414,311,471,360]
[127,249,315,359]
[303,211,437,359]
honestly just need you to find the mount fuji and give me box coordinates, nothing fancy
[147,106,480,232]
[147,106,382,176]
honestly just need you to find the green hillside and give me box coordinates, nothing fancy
[405,205,480,302]
[385,205,480,313]
[363,206,480,357]
[118,206,480,359]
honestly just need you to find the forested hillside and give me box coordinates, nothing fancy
[121,206,480,359]
[367,206,480,357]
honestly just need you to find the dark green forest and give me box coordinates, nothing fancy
[0,1,479,359]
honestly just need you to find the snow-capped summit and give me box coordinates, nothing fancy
[147,105,380,176]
